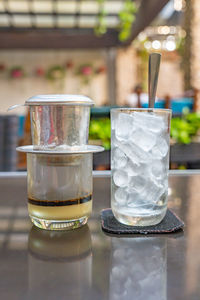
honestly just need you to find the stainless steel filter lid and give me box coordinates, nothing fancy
[25,94,94,106]
[16,145,104,154]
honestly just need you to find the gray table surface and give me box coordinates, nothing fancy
[0,170,200,300]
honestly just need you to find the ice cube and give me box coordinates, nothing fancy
[111,265,127,280]
[116,141,136,161]
[124,278,133,290]
[127,189,145,208]
[129,262,147,280]
[115,187,128,205]
[113,147,125,160]
[115,113,134,141]
[157,190,168,206]
[124,248,135,261]
[151,147,162,159]
[113,170,128,187]
[126,159,145,177]
[113,249,125,260]
[151,159,164,179]
[111,117,116,130]
[152,138,169,159]
[130,143,150,162]
[113,148,128,169]
[142,179,164,204]
[128,175,146,193]
[132,111,166,134]
[130,129,156,152]
[118,141,150,164]
[113,289,127,299]
[111,131,119,148]
[158,138,169,157]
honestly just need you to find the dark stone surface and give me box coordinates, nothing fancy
[0,172,199,299]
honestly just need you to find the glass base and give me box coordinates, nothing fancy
[112,208,167,227]
[30,215,88,231]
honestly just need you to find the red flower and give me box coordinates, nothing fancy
[95,66,106,74]
[11,69,23,78]
[66,60,74,69]
[81,66,92,76]
[0,64,6,72]
[36,67,45,77]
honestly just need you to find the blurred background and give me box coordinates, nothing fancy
[0,0,200,171]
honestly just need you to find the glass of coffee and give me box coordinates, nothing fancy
[27,152,93,230]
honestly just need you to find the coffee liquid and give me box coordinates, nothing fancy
[28,194,92,220]
[28,194,92,206]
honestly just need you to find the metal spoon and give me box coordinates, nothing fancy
[148,53,161,109]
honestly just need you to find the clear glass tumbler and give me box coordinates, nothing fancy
[111,108,171,226]
[27,153,93,230]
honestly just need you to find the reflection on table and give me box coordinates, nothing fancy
[110,237,166,300]
[28,225,92,300]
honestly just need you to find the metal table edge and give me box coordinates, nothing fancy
[0,169,200,179]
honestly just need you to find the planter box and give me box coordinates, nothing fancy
[93,143,200,170]
[93,150,110,170]
[170,142,200,168]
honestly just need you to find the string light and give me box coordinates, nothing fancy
[174,0,183,11]
[144,41,151,49]
[152,40,161,50]
[165,40,176,51]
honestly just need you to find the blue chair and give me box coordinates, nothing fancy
[171,97,193,114]
[18,115,25,137]
[91,106,119,118]
[142,99,165,109]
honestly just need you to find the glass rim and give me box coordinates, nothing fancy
[16,145,104,154]
[111,107,172,114]
[25,95,94,107]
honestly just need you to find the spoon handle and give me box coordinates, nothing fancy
[148,53,161,108]
[7,104,23,111]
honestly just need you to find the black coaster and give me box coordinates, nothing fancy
[101,208,184,235]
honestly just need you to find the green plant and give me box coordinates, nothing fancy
[89,113,200,149]
[89,118,111,149]
[46,65,66,81]
[171,113,200,144]
[94,0,137,42]
[185,112,200,131]
[134,38,149,91]
[94,0,107,36]
[176,36,185,58]
[118,0,137,41]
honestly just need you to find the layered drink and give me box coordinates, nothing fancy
[27,153,93,229]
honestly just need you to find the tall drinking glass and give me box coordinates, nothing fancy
[111,108,171,226]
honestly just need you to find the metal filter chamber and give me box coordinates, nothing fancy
[26,95,94,150]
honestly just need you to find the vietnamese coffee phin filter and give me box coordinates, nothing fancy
[16,95,104,230]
